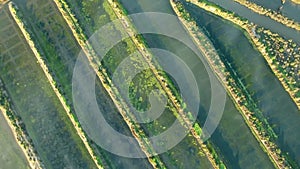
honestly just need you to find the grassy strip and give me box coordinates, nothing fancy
[52,0,166,168]
[2,3,98,168]
[63,0,212,168]
[0,79,43,169]
[106,0,223,168]
[54,0,216,167]
[234,0,300,32]
[183,0,297,168]
[8,2,104,168]
[10,1,114,167]
[170,1,231,168]
[254,27,300,106]
[189,0,300,108]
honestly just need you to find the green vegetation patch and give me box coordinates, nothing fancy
[0,5,97,169]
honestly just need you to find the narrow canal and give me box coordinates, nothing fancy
[119,0,276,168]
[185,1,300,166]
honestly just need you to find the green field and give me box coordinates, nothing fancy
[63,0,216,168]
[0,4,97,169]
[11,0,154,168]
[0,109,30,169]
[117,0,278,168]
[1,0,296,168]
[10,0,216,168]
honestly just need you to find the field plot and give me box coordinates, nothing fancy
[0,109,30,169]
[13,2,213,168]
[62,0,217,168]
[138,30,275,169]
[118,0,276,168]
[11,0,154,168]
[0,5,97,169]
[185,2,300,167]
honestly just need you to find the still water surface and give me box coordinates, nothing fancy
[120,0,276,168]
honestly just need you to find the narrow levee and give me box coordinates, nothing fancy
[246,0,300,23]
[205,0,300,44]
[184,1,300,167]
[0,2,98,169]
[49,0,216,168]
[119,0,276,168]
[11,0,155,168]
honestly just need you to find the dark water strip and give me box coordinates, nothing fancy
[206,0,300,44]
[119,0,276,168]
